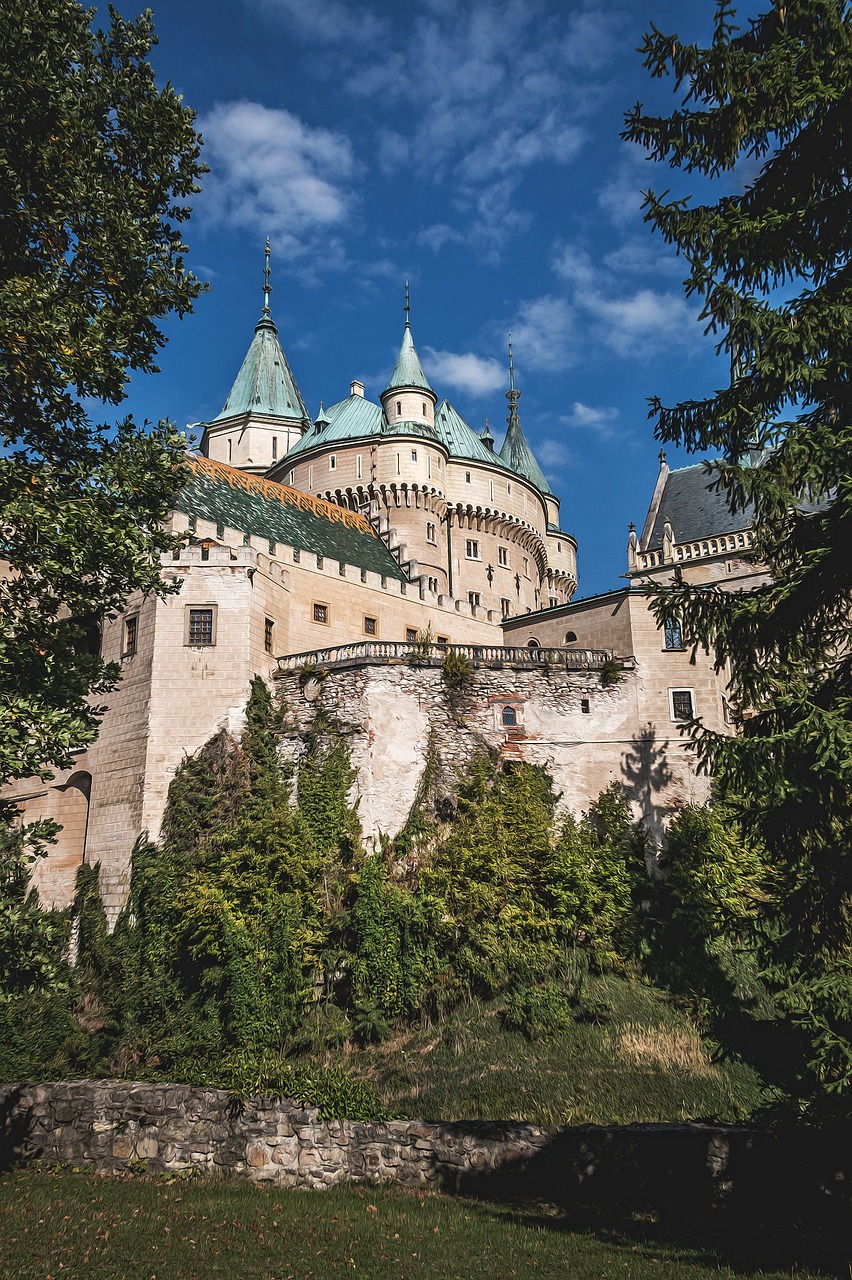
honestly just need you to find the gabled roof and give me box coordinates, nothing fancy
[499,414,554,497]
[211,313,309,424]
[642,462,755,551]
[384,322,434,394]
[177,456,408,581]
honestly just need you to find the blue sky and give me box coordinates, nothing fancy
[116,0,748,596]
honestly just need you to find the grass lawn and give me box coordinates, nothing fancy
[324,976,768,1125]
[0,1168,836,1280]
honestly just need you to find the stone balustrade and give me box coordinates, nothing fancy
[275,641,613,675]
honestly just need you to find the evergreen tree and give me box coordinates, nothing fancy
[623,0,852,1101]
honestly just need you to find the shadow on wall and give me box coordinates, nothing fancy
[620,726,673,843]
[450,1121,852,1278]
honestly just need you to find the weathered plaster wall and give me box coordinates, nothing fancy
[274,655,708,842]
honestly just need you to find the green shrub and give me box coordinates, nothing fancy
[502,982,574,1041]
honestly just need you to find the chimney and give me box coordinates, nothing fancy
[350,379,365,398]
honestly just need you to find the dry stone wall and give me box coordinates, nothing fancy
[2,1081,849,1227]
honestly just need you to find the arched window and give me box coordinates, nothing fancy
[527,638,540,650]
[501,705,517,727]
[565,630,577,644]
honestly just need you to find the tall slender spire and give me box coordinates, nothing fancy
[262,236,272,318]
[499,334,554,497]
[403,276,411,328]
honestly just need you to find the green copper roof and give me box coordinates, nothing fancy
[177,457,407,581]
[384,323,434,394]
[499,413,554,497]
[433,400,512,469]
[277,394,384,463]
[211,313,309,424]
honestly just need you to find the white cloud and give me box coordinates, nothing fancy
[198,101,355,260]
[602,237,683,279]
[535,436,576,470]
[257,0,390,45]
[552,242,596,287]
[597,144,652,228]
[562,402,619,439]
[581,287,699,357]
[417,224,464,254]
[510,296,577,372]
[423,349,505,397]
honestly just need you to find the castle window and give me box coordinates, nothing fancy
[411,449,417,462]
[468,591,481,608]
[364,616,378,636]
[216,522,224,539]
[185,606,216,647]
[501,705,517,727]
[308,466,313,488]
[465,539,480,559]
[122,616,138,657]
[397,401,401,415]
[527,638,540,651]
[264,618,274,653]
[422,402,426,416]
[293,548,300,563]
[269,540,276,555]
[228,439,232,462]
[406,627,418,643]
[397,453,401,475]
[498,546,509,567]
[507,483,512,495]
[272,436,278,460]
[501,597,511,618]
[581,698,590,714]
[523,557,529,575]
[339,561,346,576]
[465,471,471,483]
[565,631,577,644]
[436,635,449,650]
[426,522,436,543]
[360,568,367,583]
[664,618,684,650]
[490,481,494,501]
[428,457,432,479]
[289,470,295,485]
[313,602,329,625]
[549,597,558,608]
[317,555,324,569]
[357,455,362,479]
[670,689,694,721]
[329,455,336,471]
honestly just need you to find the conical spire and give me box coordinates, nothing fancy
[211,241,309,423]
[383,278,434,394]
[498,335,554,496]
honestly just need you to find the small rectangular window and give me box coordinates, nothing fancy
[427,457,432,479]
[507,483,512,495]
[411,449,417,462]
[329,455,336,471]
[364,616,378,636]
[289,470,295,485]
[465,471,471,483]
[317,555,324,569]
[293,547,300,563]
[468,591,481,608]
[339,561,346,576]
[308,466,313,488]
[670,689,694,721]
[581,697,590,715]
[501,598,511,618]
[264,618,274,653]
[465,539,479,559]
[498,546,509,567]
[664,618,684,650]
[272,436,278,460]
[436,635,449,650]
[427,522,437,544]
[123,616,138,657]
[549,597,558,608]
[313,602,329,625]
[406,627,418,643]
[185,606,216,647]
[396,401,402,415]
[356,455,362,480]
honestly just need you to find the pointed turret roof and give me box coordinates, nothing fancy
[383,279,434,395]
[210,241,309,424]
[498,336,554,497]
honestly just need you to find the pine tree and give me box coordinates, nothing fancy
[623,0,852,1102]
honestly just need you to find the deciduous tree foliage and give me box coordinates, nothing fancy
[623,0,852,1099]
[0,0,205,784]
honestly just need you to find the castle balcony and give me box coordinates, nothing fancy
[274,640,616,676]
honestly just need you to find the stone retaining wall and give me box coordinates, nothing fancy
[2,1081,850,1223]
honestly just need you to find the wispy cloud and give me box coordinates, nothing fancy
[198,101,355,261]
[422,349,506,398]
[510,296,577,373]
[562,402,620,439]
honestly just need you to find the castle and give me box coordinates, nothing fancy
[10,259,760,924]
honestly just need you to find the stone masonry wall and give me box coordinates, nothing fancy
[2,1082,849,1226]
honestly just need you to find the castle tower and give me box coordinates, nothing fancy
[379,280,438,431]
[201,241,310,475]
